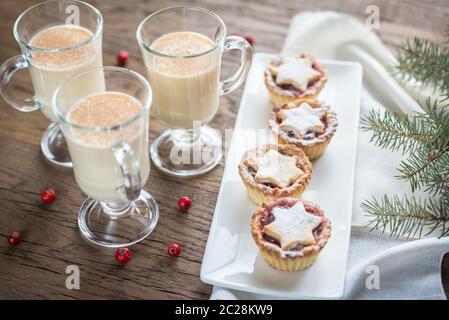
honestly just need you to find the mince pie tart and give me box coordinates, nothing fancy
[269,99,338,160]
[251,197,331,271]
[264,53,327,105]
[238,144,312,206]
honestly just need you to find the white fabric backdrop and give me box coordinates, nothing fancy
[211,11,448,300]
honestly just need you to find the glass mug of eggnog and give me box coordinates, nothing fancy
[137,6,252,177]
[52,67,158,247]
[0,0,103,168]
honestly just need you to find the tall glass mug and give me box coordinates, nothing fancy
[0,0,103,168]
[52,67,158,247]
[137,6,252,177]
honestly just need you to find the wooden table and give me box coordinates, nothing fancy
[0,0,447,300]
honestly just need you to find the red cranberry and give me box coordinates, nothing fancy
[244,35,255,46]
[40,187,56,204]
[231,33,255,46]
[166,243,181,257]
[117,51,129,66]
[7,232,20,246]
[115,247,132,264]
[178,196,192,212]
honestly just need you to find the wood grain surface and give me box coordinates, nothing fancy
[0,0,447,300]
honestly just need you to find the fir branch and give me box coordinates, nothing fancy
[395,146,432,192]
[424,152,449,196]
[362,194,449,238]
[421,143,449,196]
[395,100,449,192]
[426,174,449,197]
[360,109,431,154]
[363,28,449,239]
[396,38,449,99]
[420,98,449,137]
[362,101,449,193]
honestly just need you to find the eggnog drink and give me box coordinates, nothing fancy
[144,31,220,129]
[65,91,150,202]
[29,24,103,120]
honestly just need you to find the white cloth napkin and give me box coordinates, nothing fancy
[210,11,448,300]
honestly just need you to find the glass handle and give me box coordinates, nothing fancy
[0,55,40,112]
[220,36,253,96]
[112,141,142,202]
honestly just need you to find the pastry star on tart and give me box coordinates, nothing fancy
[251,197,331,271]
[264,53,327,105]
[269,99,338,160]
[238,144,312,206]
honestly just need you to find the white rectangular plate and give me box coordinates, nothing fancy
[200,53,362,299]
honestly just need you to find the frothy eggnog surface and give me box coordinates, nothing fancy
[28,25,103,120]
[151,31,215,75]
[145,31,220,128]
[67,91,143,147]
[30,24,96,70]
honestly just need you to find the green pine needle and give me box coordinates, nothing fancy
[362,27,449,239]
[396,38,449,99]
[361,99,449,195]
[360,109,431,155]
[362,194,449,238]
